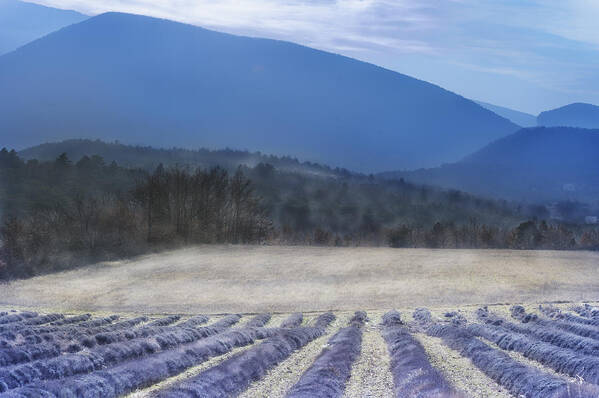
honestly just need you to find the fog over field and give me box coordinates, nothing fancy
[2,246,598,314]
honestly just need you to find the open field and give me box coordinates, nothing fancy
[1,246,598,314]
[1,246,599,397]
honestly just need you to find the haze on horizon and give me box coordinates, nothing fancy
[21,0,599,115]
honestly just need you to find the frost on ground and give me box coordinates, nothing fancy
[344,312,394,398]
[1,245,598,313]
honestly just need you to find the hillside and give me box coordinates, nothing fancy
[18,139,345,177]
[0,0,86,55]
[538,103,599,129]
[0,12,519,172]
[475,101,537,127]
[380,127,599,205]
[5,140,523,236]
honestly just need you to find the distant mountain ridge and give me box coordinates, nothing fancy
[379,127,599,204]
[475,101,537,127]
[0,0,87,55]
[0,12,519,172]
[538,103,599,129]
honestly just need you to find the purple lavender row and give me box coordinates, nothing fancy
[0,315,120,345]
[176,315,209,328]
[279,312,303,328]
[381,310,464,398]
[417,309,599,398]
[0,313,38,326]
[153,312,336,398]
[539,305,599,328]
[2,314,286,397]
[0,315,64,334]
[477,307,599,358]
[0,316,185,369]
[512,306,599,341]
[284,311,366,398]
[0,314,242,392]
[466,316,599,385]
[572,304,599,319]
[243,313,272,328]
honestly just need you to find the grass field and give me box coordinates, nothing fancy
[1,245,598,314]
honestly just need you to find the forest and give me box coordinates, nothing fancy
[1,147,598,279]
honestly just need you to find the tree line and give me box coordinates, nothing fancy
[1,148,598,280]
[0,149,268,279]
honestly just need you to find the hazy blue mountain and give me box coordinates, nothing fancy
[475,101,536,127]
[0,12,519,172]
[0,0,86,55]
[538,103,599,129]
[380,127,599,203]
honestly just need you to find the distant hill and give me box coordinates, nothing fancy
[380,127,599,204]
[475,101,537,127]
[0,0,86,55]
[7,139,527,243]
[18,139,346,178]
[0,12,519,172]
[538,103,599,129]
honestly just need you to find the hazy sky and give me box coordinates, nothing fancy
[29,0,599,114]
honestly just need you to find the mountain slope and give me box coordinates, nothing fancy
[475,101,537,127]
[380,127,599,203]
[538,103,599,129]
[0,0,86,55]
[0,12,519,172]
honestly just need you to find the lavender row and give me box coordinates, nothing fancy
[0,342,61,368]
[572,305,599,319]
[5,316,142,349]
[477,308,599,357]
[279,312,303,328]
[285,311,366,398]
[0,313,38,326]
[0,314,242,391]
[4,315,313,397]
[153,312,335,398]
[90,315,234,347]
[0,315,120,344]
[466,320,599,385]
[418,309,599,398]
[539,305,599,328]
[146,315,181,327]
[381,310,463,398]
[0,315,64,333]
[512,306,599,341]
[243,313,272,328]
[176,315,209,328]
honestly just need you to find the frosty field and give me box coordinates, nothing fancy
[0,245,598,313]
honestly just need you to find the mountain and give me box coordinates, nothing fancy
[0,12,519,172]
[475,101,537,127]
[538,103,599,129]
[380,127,599,204]
[0,0,87,55]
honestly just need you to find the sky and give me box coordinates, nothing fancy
[27,0,599,115]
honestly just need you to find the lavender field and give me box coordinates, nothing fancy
[1,303,599,397]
